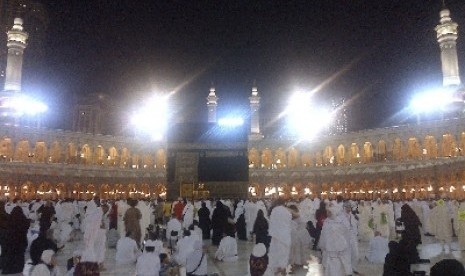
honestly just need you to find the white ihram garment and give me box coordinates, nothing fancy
[367,235,389,264]
[267,206,292,273]
[215,236,238,262]
[319,215,352,276]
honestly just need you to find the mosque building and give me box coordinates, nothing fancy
[1,6,465,200]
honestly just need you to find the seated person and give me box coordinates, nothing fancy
[431,259,465,276]
[367,231,389,264]
[185,240,207,276]
[383,241,410,276]
[24,229,58,275]
[250,243,268,276]
[30,249,59,276]
[143,236,164,255]
[159,253,179,276]
[214,226,238,262]
[115,231,140,265]
[175,230,196,266]
[65,250,81,276]
[136,240,161,276]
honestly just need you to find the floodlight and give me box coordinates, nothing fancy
[409,88,455,114]
[218,117,244,127]
[130,93,170,140]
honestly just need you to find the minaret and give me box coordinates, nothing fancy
[206,84,218,123]
[249,82,261,135]
[4,18,28,92]
[435,7,461,87]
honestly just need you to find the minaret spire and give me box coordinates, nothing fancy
[435,6,461,86]
[249,81,262,138]
[4,18,28,92]
[206,82,218,123]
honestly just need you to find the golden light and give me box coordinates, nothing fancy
[304,188,312,195]
[393,188,398,193]
[427,185,433,192]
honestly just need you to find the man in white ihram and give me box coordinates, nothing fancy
[81,197,104,264]
[265,199,293,275]
[319,203,352,276]
[341,201,359,274]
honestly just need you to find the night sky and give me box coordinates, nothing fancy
[18,0,465,132]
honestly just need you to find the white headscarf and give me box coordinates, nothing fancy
[252,243,266,258]
[41,249,54,265]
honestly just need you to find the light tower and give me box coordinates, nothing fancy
[206,84,218,123]
[249,82,262,137]
[435,7,461,87]
[4,18,28,92]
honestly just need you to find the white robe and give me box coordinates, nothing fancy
[234,202,244,223]
[116,236,140,264]
[341,211,359,271]
[182,203,194,229]
[367,235,389,264]
[319,215,352,276]
[244,201,258,238]
[298,198,314,224]
[215,236,238,262]
[81,202,103,262]
[456,202,465,250]
[431,204,453,243]
[267,206,292,272]
[421,201,431,234]
[136,252,160,276]
[186,243,207,276]
[393,201,402,220]
[358,203,374,242]
[166,218,182,241]
[289,218,305,266]
[137,201,151,241]
[30,264,51,276]
[175,235,196,265]
[372,203,390,238]
[116,200,129,239]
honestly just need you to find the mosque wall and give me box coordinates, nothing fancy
[3,118,465,200]
[0,125,167,200]
[249,118,465,200]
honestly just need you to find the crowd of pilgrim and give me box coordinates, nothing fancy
[0,195,464,275]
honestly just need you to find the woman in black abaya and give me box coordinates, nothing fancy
[253,209,270,248]
[198,202,211,239]
[211,200,228,246]
[2,206,30,274]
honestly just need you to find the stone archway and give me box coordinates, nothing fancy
[20,181,35,200]
[55,183,66,199]
[37,181,52,200]
[100,184,111,200]
[155,184,167,198]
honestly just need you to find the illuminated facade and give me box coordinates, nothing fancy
[0,126,167,200]
[3,7,465,200]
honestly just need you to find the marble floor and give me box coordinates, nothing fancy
[3,232,465,276]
